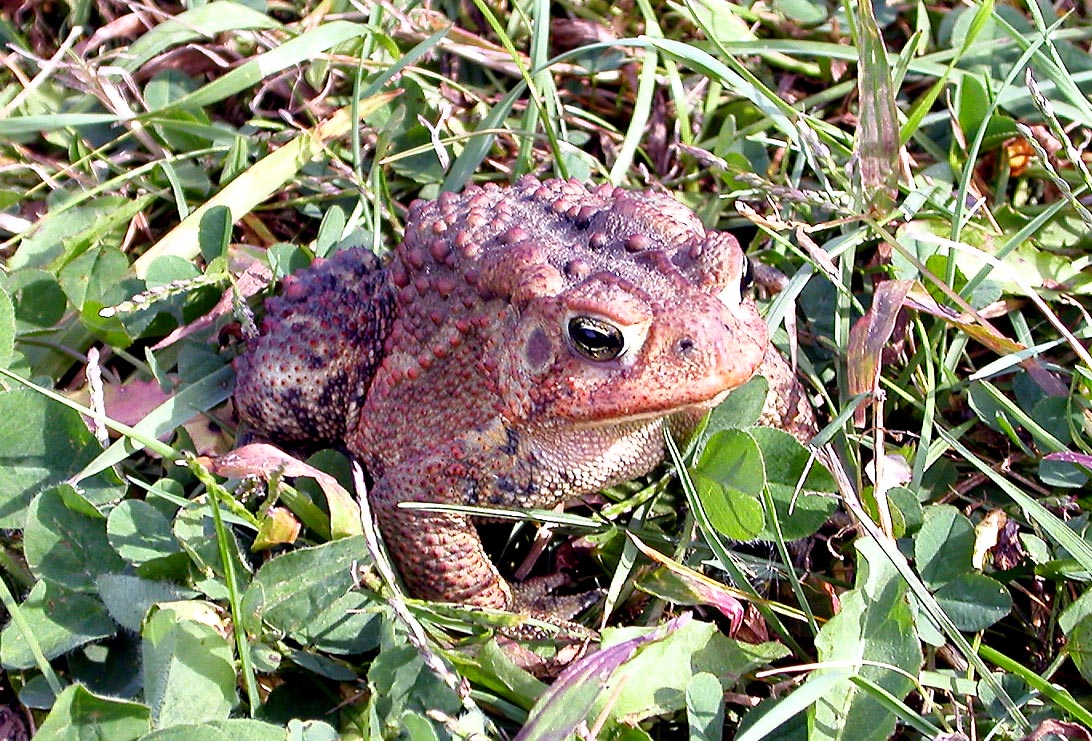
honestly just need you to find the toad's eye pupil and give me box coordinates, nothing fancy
[567,317,625,361]
[740,255,754,291]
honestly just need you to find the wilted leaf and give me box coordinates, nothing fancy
[847,280,912,425]
[630,535,745,631]
[206,443,361,539]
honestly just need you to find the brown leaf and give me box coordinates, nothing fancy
[848,279,913,425]
[206,443,362,539]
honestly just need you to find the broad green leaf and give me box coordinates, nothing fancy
[693,473,764,541]
[57,245,132,308]
[108,500,183,564]
[172,505,250,600]
[932,573,1012,632]
[601,619,788,724]
[516,617,684,739]
[773,0,827,24]
[314,206,347,259]
[96,574,196,632]
[809,538,921,740]
[24,485,125,592]
[749,427,838,541]
[143,602,238,729]
[0,284,15,368]
[686,672,725,741]
[1059,585,1092,635]
[286,719,342,741]
[701,375,769,447]
[198,206,233,264]
[242,536,377,648]
[6,269,68,328]
[696,429,766,495]
[913,505,975,590]
[0,580,116,669]
[366,632,469,738]
[1066,614,1092,684]
[0,390,115,528]
[33,683,149,741]
[141,719,287,741]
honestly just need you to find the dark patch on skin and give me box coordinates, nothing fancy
[526,328,552,371]
[500,427,520,456]
[490,473,538,506]
[462,479,480,505]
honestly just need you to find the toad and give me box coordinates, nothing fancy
[234,176,802,612]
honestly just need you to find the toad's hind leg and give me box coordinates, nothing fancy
[234,248,395,447]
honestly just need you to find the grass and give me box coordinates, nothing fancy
[1,0,1091,738]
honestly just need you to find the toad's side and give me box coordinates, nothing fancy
[235,176,772,612]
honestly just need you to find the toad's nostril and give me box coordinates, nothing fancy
[679,337,696,353]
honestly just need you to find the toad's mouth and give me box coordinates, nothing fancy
[561,382,740,431]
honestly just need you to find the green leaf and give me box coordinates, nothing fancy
[0,388,115,528]
[141,719,288,741]
[242,536,379,650]
[108,499,183,564]
[913,505,975,590]
[6,269,68,328]
[161,22,370,113]
[96,574,195,632]
[749,427,838,541]
[143,602,238,729]
[1066,614,1092,684]
[693,472,764,540]
[172,505,249,600]
[57,245,132,308]
[697,429,766,495]
[601,620,788,724]
[24,486,125,592]
[33,683,149,741]
[703,376,769,443]
[286,719,342,741]
[694,429,767,539]
[932,573,1012,632]
[808,538,922,740]
[685,672,725,741]
[366,631,468,737]
[0,580,116,669]
[0,284,15,369]
[198,206,233,263]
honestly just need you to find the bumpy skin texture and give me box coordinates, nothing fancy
[235,176,771,610]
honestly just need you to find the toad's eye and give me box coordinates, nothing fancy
[740,255,754,292]
[567,316,626,361]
